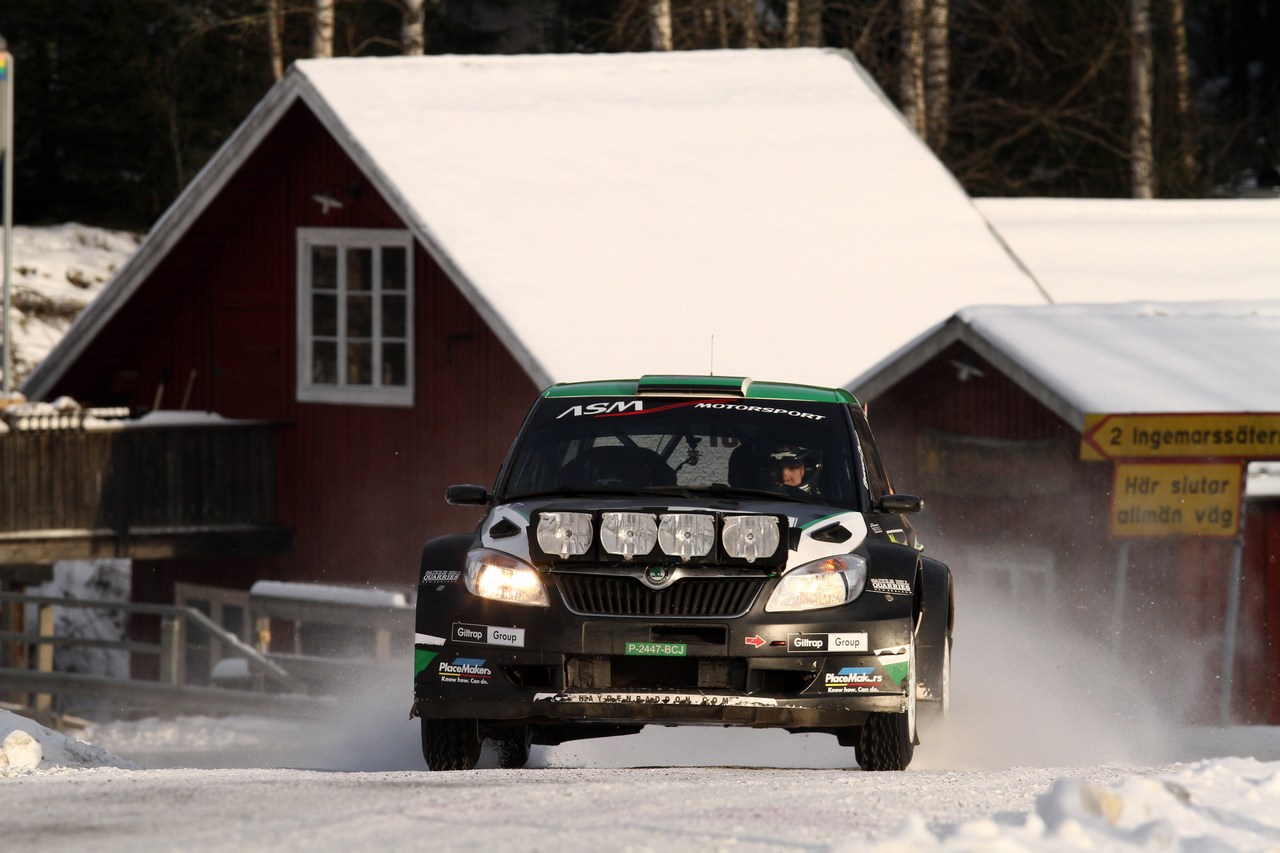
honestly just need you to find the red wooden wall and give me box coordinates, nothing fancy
[51,102,538,599]
[864,341,1280,724]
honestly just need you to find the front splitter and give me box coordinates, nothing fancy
[418,690,908,728]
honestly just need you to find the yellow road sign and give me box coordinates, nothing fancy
[1110,462,1243,538]
[1082,412,1280,461]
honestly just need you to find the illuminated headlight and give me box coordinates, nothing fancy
[464,548,549,607]
[658,513,715,560]
[600,512,658,559]
[536,512,593,558]
[765,554,868,612]
[722,515,780,563]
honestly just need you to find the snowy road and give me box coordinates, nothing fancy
[6,579,1280,850]
[1,762,1171,852]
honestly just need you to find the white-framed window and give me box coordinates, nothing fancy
[296,228,414,407]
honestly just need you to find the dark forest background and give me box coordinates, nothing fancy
[0,0,1276,230]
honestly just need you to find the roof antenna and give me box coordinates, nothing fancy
[709,335,715,376]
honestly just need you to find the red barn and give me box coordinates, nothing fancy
[15,51,1045,609]
[850,301,1280,723]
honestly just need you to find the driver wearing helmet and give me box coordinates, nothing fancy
[764,444,822,495]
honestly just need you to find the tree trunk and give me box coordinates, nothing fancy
[1168,0,1197,190]
[1129,0,1155,198]
[923,0,949,151]
[266,0,284,80]
[313,0,335,59]
[739,0,758,48]
[402,0,426,56]
[650,0,674,51]
[800,0,823,47]
[899,0,926,137]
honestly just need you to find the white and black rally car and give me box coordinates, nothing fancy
[410,375,953,770]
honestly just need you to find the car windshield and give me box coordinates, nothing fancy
[500,396,864,507]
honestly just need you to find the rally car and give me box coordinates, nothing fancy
[410,375,953,770]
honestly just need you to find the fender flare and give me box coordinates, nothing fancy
[417,532,476,584]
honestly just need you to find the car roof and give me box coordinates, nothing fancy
[541,375,859,405]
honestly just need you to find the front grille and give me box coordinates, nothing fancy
[555,574,765,617]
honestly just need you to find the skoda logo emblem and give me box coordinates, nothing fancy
[644,566,672,587]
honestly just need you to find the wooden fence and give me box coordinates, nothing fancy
[0,420,290,565]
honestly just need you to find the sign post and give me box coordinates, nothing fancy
[1082,412,1280,724]
[0,36,12,394]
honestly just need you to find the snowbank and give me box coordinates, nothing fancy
[0,710,138,775]
[874,757,1280,851]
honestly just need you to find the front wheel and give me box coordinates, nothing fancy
[421,717,483,771]
[856,712,914,771]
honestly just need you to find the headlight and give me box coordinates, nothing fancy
[658,513,715,560]
[765,554,868,612]
[464,548,550,607]
[722,515,780,562]
[536,512,592,558]
[600,512,658,559]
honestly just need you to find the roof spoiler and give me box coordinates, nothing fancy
[636,375,750,398]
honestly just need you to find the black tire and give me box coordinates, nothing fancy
[915,558,953,729]
[492,726,532,769]
[918,635,952,729]
[421,717,483,771]
[856,712,915,771]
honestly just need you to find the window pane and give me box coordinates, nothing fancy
[312,293,337,337]
[347,342,372,385]
[223,604,245,639]
[382,343,406,386]
[313,341,337,384]
[382,247,406,292]
[312,246,337,291]
[382,294,406,337]
[347,295,372,337]
[348,248,372,293]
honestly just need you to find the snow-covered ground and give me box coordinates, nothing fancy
[0,224,140,390]
[5,573,1280,850]
[3,703,1279,851]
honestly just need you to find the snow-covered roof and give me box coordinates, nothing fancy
[22,48,1045,399]
[974,198,1280,304]
[249,579,409,609]
[850,299,1280,430]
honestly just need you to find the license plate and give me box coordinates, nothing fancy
[625,641,687,657]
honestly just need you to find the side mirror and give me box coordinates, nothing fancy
[877,494,923,515]
[445,484,491,506]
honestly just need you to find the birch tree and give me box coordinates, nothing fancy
[266,0,284,80]
[786,0,801,46]
[401,0,426,55]
[1129,0,1154,197]
[739,0,759,48]
[899,0,926,137]
[313,0,336,58]
[923,0,949,151]
[801,0,824,47]
[650,0,674,51]
[1168,0,1197,191]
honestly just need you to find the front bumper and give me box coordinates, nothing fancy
[413,613,914,730]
